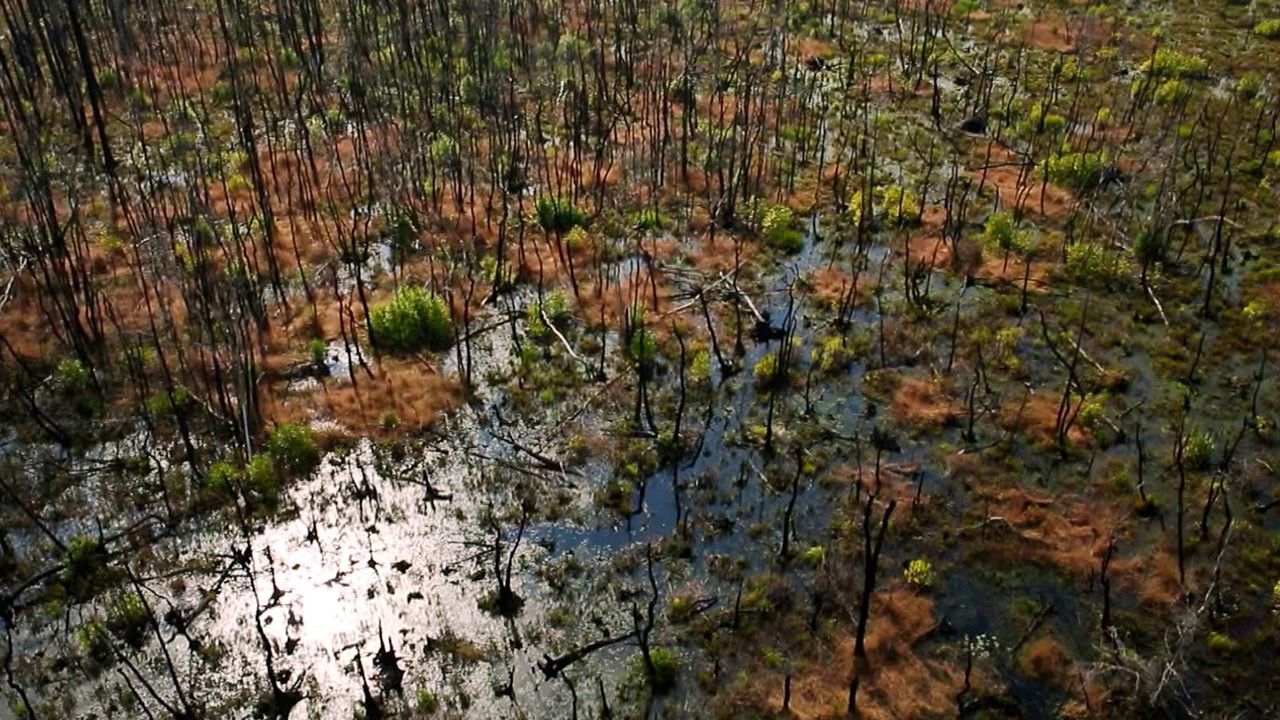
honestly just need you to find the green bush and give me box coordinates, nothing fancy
[369,286,454,353]
[246,453,280,503]
[1254,19,1280,40]
[266,422,320,476]
[535,196,588,234]
[107,593,148,648]
[632,207,667,231]
[982,211,1025,254]
[1141,48,1208,78]
[646,647,679,693]
[206,458,241,495]
[61,534,107,597]
[761,204,804,253]
[877,185,921,226]
[76,620,113,663]
[753,351,780,386]
[1065,242,1129,287]
[56,358,91,392]
[1154,78,1192,105]
[145,387,192,417]
[1183,431,1215,470]
[307,339,327,366]
[1044,151,1108,191]
[626,307,657,364]
[904,558,934,588]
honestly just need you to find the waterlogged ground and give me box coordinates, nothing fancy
[4,2,1280,719]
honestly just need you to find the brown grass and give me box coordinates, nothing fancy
[889,376,962,431]
[970,485,1118,579]
[264,356,461,436]
[749,590,972,720]
[1019,635,1071,682]
[1001,392,1092,447]
[972,141,1077,222]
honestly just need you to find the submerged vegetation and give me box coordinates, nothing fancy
[1,0,1279,719]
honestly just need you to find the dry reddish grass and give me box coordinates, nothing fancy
[1001,392,1092,447]
[889,376,962,431]
[688,231,758,276]
[806,267,867,311]
[971,485,1118,579]
[758,590,970,720]
[265,356,461,436]
[972,141,1077,222]
[1019,635,1072,682]
[975,249,1051,289]
[1112,548,1183,609]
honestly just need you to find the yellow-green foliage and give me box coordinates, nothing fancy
[1141,48,1208,78]
[877,185,921,226]
[904,558,934,588]
[1254,19,1280,40]
[982,211,1026,253]
[762,204,804,253]
[369,286,454,352]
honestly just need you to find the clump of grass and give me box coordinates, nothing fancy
[1044,151,1109,192]
[76,619,113,664]
[106,593,149,648]
[1154,78,1192,105]
[61,534,108,597]
[761,204,804,253]
[753,350,781,386]
[1140,48,1208,79]
[1065,242,1130,288]
[631,207,668,231]
[145,387,192,417]
[877,184,921,227]
[369,286,453,353]
[1183,430,1215,470]
[266,422,320,477]
[1254,19,1280,40]
[535,196,588,233]
[904,558,934,588]
[630,647,679,693]
[982,211,1027,256]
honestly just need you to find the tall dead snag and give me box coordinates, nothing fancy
[848,494,896,716]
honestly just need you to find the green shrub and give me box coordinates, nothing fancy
[76,620,113,663]
[761,204,804,253]
[56,358,91,392]
[266,422,320,476]
[982,211,1025,254]
[877,185,921,226]
[206,458,242,496]
[1183,431,1214,470]
[535,196,588,234]
[307,339,327,366]
[904,558,934,588]
[1154,78,1192,105]
[1141,48,1208,78]
[626,307,657,364]
[369,286,454,353]
[145,387,192,417]
[415,688,440,714]
[812,335,857,375]
[632,207,667,231]
[753,351,779,386]
[107,593,148,647]
[61,534,107,597]
[1065,242,1129,287]
[1254,19,1280,40]
[646,647,679,693]
[246,453,279,503]
[1044,151,1108,191]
